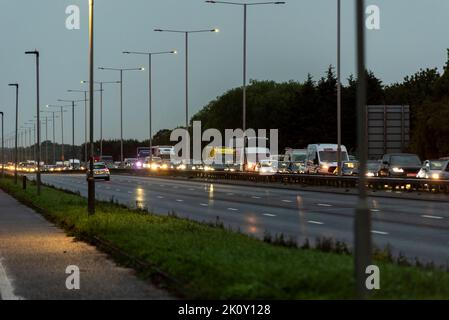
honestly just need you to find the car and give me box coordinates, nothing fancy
[255,159,278,175]
[333,161,359,176]
[284,148,307,173]
[378,153,422,178]
[87,162,110,181]
[366,160,381,177]
[417,160,449,180]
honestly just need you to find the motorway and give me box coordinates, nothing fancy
[38,173,449,266]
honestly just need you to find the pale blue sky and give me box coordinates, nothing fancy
[1,0,449,144]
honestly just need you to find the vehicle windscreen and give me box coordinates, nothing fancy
[429,161,445,170]
[291,153,307,162]
[94,164,107,170]
[390,155,421,166]
[319,151,349,162]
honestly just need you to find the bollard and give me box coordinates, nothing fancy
[22,176,27,190]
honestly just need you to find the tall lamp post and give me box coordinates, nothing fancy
[8,83,19,184]
[25,50,42,195]
[337,0,342,176]
[42,110,59,164]
[205,1,285,132]
[81,80,120,158]
[57,100,86,164]
[88,0,95,216]
[98,66,145,163]
[47,104,71,162]
[123,50,177,160]
[154,28,219,129]
[354,0,371,299]
[67,90,89,163]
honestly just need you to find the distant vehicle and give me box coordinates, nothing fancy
[366,160,381,177]
[417,160,449,180]
[378,153,422,178]
[333,161,359,176]
[305,144,349,174]
[234,137,272,171]
[88,162,110,181]
[284,148,307,173]
[100,155,115,169]
[255,159,278,175]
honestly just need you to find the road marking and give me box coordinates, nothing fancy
[252,196,261,199]
[127,191,132,194]
[0,258,22,300]
[227,208,239,212]
[157,196,164,199]
[371,209,381,212]
[308,220,324,225]
[282,200,293,203]
[227,193,235,196]
[263,213,277,217]
[189,188,196,191]
[200,203,208,207]
[372,230,389,235]
[116,189,121,192]
[173,186,179,189]
[176,199,184,202]
[317,203,332,207]
[421,215,444,220]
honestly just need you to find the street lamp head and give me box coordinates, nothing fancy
[140,67,145,71]
[172,50,178,54]
[213,28,220,33]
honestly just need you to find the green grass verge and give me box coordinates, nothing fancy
[1,177,449,299]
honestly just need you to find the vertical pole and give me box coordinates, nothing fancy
[337,0,342,176]
[14,86,19,184]
[100,82,103,159]
[61,107,65,162]
[185,32,189,129]
[85,91,88,164]
[149,54,153,162]
[120,70,124,163]
[45,116,48,164]
[88,0,95,216]
[35,52,41,195]
[72,102,75,164]
[243,4,247,133]
[52,112,56,164]
[354,0,371,299]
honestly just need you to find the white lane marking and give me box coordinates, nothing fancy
[282,200,293,203]
[227,193,235,196]
[116,189,121,192]
[0,258,22,300]
[263,213,277,217]
[106,187,111,190]
[127,191,132,194]
[176,199,184,202]
[372,230,389,235]
[157,196,164,199]
[173,186,179,189]
[317,203,332,207]
[252,196,261,199]
[200,203,208,207]
[371,209,381,212]
[227,208,239,212]
[421,215,444,220]
[159,185,165,187]
[189,188,196,191]
[308,220,324,225]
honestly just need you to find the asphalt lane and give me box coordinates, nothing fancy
[0,189,171,300]
[38,174,449,266]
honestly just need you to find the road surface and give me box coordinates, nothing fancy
[38,174,449,266]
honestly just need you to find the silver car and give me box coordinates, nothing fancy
[87,162,111,181]
[417,160,449,180]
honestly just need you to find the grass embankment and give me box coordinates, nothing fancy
[1,177,449,299]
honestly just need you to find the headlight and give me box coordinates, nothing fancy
[177,164,187,170]
[431,173,440,180]
[136,161,142,168]
[392,167,404,173]
[321,165,329,170]
[366,172,375,177]
[151,164,159,170]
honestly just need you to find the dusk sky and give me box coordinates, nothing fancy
[1,0,449,144]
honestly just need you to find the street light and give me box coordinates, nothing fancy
[47,104,71,162]
[205,1,285,132]
[154,28,219,129]
[98,66,145,163]
[42,110,60,164]
[81,80,120,158]
[88,0,95,216]
[25,50,42,195]
[8,83,19,184]
[56,100,86,163]
[123,50,177,160]
[354,0,371,299]
[337,0,342,176]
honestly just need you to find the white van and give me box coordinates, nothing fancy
[305,144,349,174]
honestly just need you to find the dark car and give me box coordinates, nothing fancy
[378,153,422,178]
